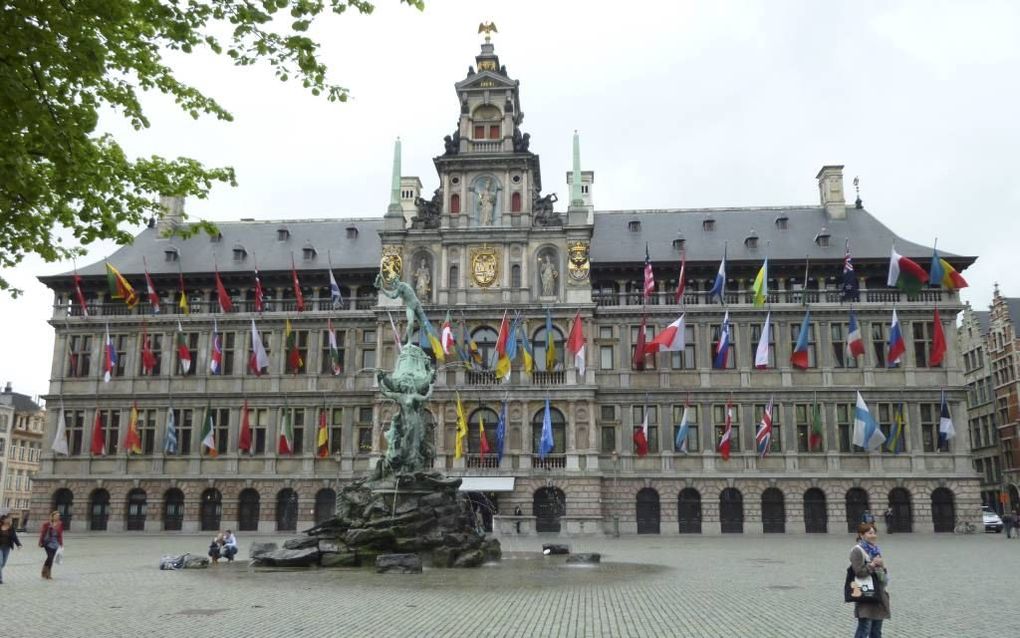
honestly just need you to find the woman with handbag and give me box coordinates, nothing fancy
[850,522,890,638]
[38,511,64,580]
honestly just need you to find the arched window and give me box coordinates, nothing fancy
[200,488,222,532]
[677,488,702,534]
[761,487,785,533]
[803,488,827,533]
[449,265,459,289]
[238,488,261,532]
[533,487,566,533]
[126,488,147,531]
[636,488,661,534]
[511,264,522,289]
[471,326,499,370]
[511,192,522,212]
[89,488,110,531]
[845,487,869,532]
[53,488,73,528]
[931,487,955,533]
[468,408,499,454]
[277,488,298,532]
[314,489,336,525]
[719,488,744,533]
[531,405,567,454]
[163,488,184,531]
[888,487,912,533]
[532,325,565,372]
[450,193,461,214]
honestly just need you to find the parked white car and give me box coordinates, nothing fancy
[982,506,1004,533]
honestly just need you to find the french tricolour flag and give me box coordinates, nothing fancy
[846,310,865,359]
[852,391,886,451]
[887,309,906,367]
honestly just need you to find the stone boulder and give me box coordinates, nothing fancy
[320,552,360,568]
[542,544,570,555]
[252,547,320,567]
[452,549,485,568]
[248,542,278,560]
[183,554,210,569]
[481,538,502,562]
[566,553,601,564]
[344,527,396,547]
[283,536,319,550]
[376,553,422,574]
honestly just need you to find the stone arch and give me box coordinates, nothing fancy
[636,487,661,534]
[470,325,499,369]
[931,487,955,533]
[887,487,913,533]
[200,488,222,532]
[125,488,147,531]
[88,488,110,531]
[531,405,566,456]
[677,487,702,534]
[533,486,566,533]
[52,488,73,529]
[845,487,870,532]
[531,323,565,372]
[238,488,261,532]
[409,250,434,303]
[163,488,184,531]
[468,407,499,456]
[761,487,785,533]
[719,487,744,533]
[314,488,336,525]
[276,488,298,532]
[803,487,827,533]
[469,174,503,225]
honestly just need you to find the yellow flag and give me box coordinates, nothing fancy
[454,392,468,459]
[752,258,768,307]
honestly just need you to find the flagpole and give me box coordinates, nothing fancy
[803,254,810,307]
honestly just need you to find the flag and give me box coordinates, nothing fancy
[249,319,269,375]
[887,309,906,367]
[643,243,655,300]
[886,403,905,454]
[164,407,178,454]
[388,312,404,353]
[468,327,484,369]
[674,249,686,304]
[329,269,344,308]
[124,403,142,454]
[201,408,218,457]
[847,309,865,359]
[253,268,265,312]
[852,391,886,451]
[755,312,771,369]
[930,307,946,366]
[840,239,859,302]
[291,257,305,312]
[178,273,189,315]
[505,314,519,362]
[567,311,586,376]
[285,319,303,373]
[713,311,730,369]
[52,410,69,455]
[478,413,491,459]
[144,265,160,313]
[495,399,507,463]
[633,406,649,456]
[495,311,512,380]
[90,409,106,456]
[708,253,726,302]
[103,324,118,382]
[454,393,468,459]
[544,309,557,372]
[327,318,342,375]
[939,390,956,449]
[215,269,233,313]
[887,247,929,294]
[441,311,455,356]
[140,322,157,375]
[929,249,968,290]
[456,321,472,370]
[539,398,554,459]
[105,262,138,309]
[718,401,733,461]
[755,397,773,458]
[278,409,294,455]
[790,311,812,370]
[633,313,649,371]
[72,273,89,317]
[238,400,252,454]
[420,314,445,364]
[518,323,535,374]
[176,320,191,374]
[752,257,768,307]
[317,408,329,458]
[210,319,223,375]
[808,403,823,451]
[647,313,686,353]
[674,404,690,453]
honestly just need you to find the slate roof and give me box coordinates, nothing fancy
[1005,298,1020,328]
[973,310,991,335]
[0,388,43,412]
[589,206,970,267]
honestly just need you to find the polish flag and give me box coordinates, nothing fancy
[647,313,686,352]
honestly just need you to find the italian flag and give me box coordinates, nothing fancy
[200,408,217,457]
[279,409,294,455]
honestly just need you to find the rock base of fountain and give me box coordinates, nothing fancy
[254,471,501,569]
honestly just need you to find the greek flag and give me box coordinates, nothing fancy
[164,407,178,455]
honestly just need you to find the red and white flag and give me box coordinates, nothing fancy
[144,261,160,314]
[215,269,234,313]
[643,243,655,300]
[291,256,305,312]
[249,319,269,375]
[633,407,649,456]
[140,322,157,375]
[72,273,89,317]
[253,268,265,313]
[566,311,586,376]
[719,401,734,461]
[647,313,686,353]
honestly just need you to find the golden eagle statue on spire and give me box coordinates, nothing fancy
[478,21,498,42]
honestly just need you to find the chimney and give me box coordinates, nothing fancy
[157,195,185,234]
[816,165,846,220]
[3,381,11,394]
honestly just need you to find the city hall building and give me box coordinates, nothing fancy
[32,40,979,535]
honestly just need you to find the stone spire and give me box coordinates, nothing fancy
[570,131,582,207]
[387,137,402,216]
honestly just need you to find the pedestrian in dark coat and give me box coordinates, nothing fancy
[0,514,23,584]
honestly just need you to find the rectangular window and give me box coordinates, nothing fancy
[321,329,346,374]
[177,332,199,376]
[871,323,887,368]
[248,330,271,376]
[599,345,614,370]
[711,324,737,369]
[139,334,163,376]
[671,405,700,452]
[473,125,485,139]
[912,322,936,368]
[283,408,305,455]
[836,403,855,453]
[285,330,309,375]
[753,403,782,453]
[669,325,697,370]
[830,323,858,368]
[220,332,235,375]
[600,426,616,453]
[630,324,656,370]
[794,404,823,453]
[361,329,377,370]
[875,403,897,452]
[249,408,268,455]
[713,404,740,452]
[599,327,614,340]
[212,408,230,455]
[100,409,121,455]
[488,124,500,139]
[329,408,344,455]
[750,322,776,368]
[919,403,940,452]
[65,410,85,455]
[632,405,658,452]
[171,409,193,455]
[600,405,616,421]
[139,409,157,454]
[357,407,373,453]
[789,322,816,368]
[106,334,128,378]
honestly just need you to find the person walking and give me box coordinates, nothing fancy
[1004,510,1015,539]
[38,511,64,580]
[850,522,890,638]
[1,514,24,584]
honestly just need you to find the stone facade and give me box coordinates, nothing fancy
[0,383,44,528]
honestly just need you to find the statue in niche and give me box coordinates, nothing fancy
[471,177,502,226]
[539,255,559,297]
[533,192,561,227]
[412,188,442,228]
[414,258,431,301]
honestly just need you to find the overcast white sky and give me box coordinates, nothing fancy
[2,0,1019,403]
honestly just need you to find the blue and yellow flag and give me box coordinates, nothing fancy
[545,309,557,372]
[886,403,906,454]
[518,322,534,374]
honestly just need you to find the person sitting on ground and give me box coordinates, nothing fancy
[208,533,224,563]
[221,530,238,562]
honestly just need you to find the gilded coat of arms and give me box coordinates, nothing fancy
[470,245,500,287]
[567,241,590,281]
[380,246,403,284]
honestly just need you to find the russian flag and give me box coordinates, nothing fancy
[103,325,118,383]
[887,309,906,367]
[887,247,928,293]
[708,255,726,302]
[852,391,886,451]
[846,310,865,359]
[790,311,811,370]
[713,311,731,369]
[646,313,686,353]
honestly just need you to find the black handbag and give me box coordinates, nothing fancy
[843,563,881,603]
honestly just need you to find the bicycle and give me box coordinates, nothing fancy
[954,520,976,534]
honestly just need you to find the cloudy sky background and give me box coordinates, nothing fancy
[3,0,1019,402]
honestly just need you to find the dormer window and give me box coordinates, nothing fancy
[703,217,715,232]
[302,244,317,261]
[672,235,686,251]
[164,247,179,263]
[232,245,247,262]
[346,226,358,240]
[775,214,789,230]
[744,230,758,250]
[628,220,641,233]
[277,227,290,241]
[814,227,831,247]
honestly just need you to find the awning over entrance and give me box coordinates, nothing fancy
[458,477,516,492]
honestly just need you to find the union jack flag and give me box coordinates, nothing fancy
[756,396,774,458]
